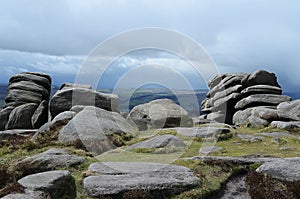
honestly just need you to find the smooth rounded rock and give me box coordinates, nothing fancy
[127,99,192,131]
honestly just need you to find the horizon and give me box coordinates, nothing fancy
[0,1,300,92]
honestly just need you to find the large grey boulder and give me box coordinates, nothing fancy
[18,170,76,199]
[128,134,186,153]
[127,99,192,131]
[256,158,300,182]
[233,106,279,127]
[235,94,291,110]
[0,106,14,131]
[17,148,86,173]
[83,162,200,198]
[59,106,137,155]
[50,88,119,118]
[241,85,282,96]
[241,70,280,88]
[6,103,38,129]
[277,99,300,121]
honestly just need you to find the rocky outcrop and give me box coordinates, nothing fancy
[50,85,119,118]
[83,162,200,198]
[201,73,247,124]
[127,99,193,131]
[58,106,137,155]
[201,70,291,125]
[233,106,279,128]
[0,72,51,130]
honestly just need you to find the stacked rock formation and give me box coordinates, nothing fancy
[0,72,51,130]
[201,70,291,126]
[50,83,119,118]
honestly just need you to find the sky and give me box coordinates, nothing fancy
[0,0,300,92]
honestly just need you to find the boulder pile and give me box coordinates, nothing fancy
[201,70,292,126]
[0,72,51,130]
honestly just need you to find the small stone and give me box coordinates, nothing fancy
[199,146,224,155]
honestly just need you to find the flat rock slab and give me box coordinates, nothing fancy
[168,127,231,138]
[84,162,200,198]
[18,170,76,199]
[2,190,46,199]
[235,94,291,110]
[128,134,186,153]
[0,129,37,141]
[236,134,264,142]
[271,121,300,129]
[199,146,224,155]
[256,158,300,182]
[260,132,294,138]
[17,148,86,172]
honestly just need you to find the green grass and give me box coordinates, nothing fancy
[0,124,299,198]
[172,159,248,199]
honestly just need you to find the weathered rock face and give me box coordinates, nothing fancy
[6,103,38,129]
[0,72,51,130]
[277,100,300,121]
[127,99,193,131]
[18,170,76,199]
[235,94,291,110]
[241,70,280,88]
[233,106,279,127]
[83,162,200,198]
[201,70,291,125]
[17,148,86,173]
[0,106,14,130]
[58,106,137,155]
[50,86,119,118]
